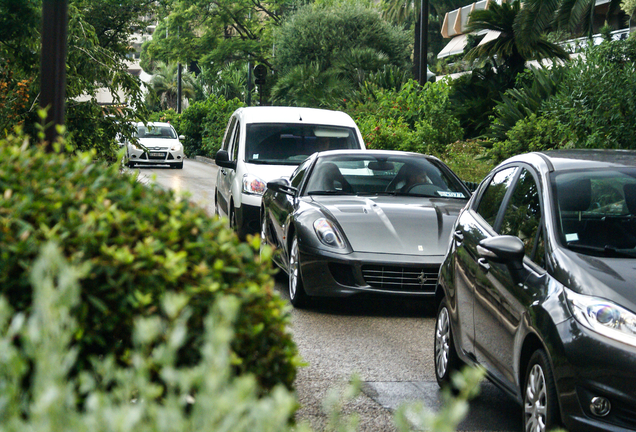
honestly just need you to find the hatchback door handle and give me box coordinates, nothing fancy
[453,230,464,242]
[478,258,490,272]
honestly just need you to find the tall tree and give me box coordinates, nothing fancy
[149,62,197,110]
[465,1,569,77]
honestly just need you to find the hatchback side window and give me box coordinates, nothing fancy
[499,169,545,266]
[476,167,517,228]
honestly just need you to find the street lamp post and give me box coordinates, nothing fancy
[418,0,429,86]
[40,0,68,150]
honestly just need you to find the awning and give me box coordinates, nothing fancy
[436,34,468,59]
[478,30,501,46]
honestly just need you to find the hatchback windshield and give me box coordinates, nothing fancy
[135,125,177,139]
[554,169,636,257]
[304,154,469,198]
[245,124,360,165]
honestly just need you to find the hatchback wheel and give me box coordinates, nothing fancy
[289,235,310,308]
[434,298,461,388]
[523,349,558,432]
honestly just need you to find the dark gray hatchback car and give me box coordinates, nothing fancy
[435,150,636,432]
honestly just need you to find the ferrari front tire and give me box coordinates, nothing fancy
[289,235,310,308]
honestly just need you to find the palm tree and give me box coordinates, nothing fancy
[148,62,196,111]
[465,1,570,77]
[516,0,624,42]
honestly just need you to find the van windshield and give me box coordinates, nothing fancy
[245,123,360,165]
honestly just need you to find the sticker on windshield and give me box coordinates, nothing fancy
[253,154,259,159]
[437,191,466,199]
[565,233,579,242]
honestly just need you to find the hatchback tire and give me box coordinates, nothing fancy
[434,298,462,388]
[289,234,310,308]
[523,349,559,432]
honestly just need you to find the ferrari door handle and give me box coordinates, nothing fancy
[478,258,490,272]
[453,230,464,242]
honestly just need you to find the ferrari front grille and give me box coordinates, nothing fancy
[361,265,438,293]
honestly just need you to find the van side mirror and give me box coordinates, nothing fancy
[215,149,236,169]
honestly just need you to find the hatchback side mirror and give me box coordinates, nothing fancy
[267,178,297,196]
[215,149,237,169]
[179,135,185,140]
[477,235,525,282]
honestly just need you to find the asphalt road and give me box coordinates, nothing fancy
[133,158,523,432]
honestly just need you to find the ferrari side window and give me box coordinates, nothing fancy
[499,169,544,261]
[290,159,311,188]
[476,167,517,228]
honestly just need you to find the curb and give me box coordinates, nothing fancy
[194,155,217,166]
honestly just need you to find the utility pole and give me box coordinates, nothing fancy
[177,63,182,113]
[40,0,68,150]
[418,0,429,85]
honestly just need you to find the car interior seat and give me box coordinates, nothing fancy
[313,162,353,193]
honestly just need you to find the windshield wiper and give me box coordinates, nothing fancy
[567,243,636,258]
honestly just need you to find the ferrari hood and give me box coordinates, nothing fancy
[314,195,467,256]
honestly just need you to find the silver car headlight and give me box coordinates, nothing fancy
[242,174,267,195]
[565,287,636,347]
[313,218,346,249]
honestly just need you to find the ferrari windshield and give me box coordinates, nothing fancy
[554,169,636,257]
[304,153,469,199]
[245,123,360,165]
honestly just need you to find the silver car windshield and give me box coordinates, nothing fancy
[135,125,177,139]
[304,154,468,198]
[245,124,360,165]
[554,169,636,257]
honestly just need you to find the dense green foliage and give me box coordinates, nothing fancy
[488,37,636,162]
[347,79,463,153]
[0,129,299,392]
[271,2,412,106]
[0,0,159,160]
[0,239,488,432]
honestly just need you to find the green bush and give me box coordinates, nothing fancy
[543,37,636,149]
[347,79,463,153]
[489,114,573,163]
[0,243,300,429]
[1,241,491,432]
[200,95,244,157]
[0,128,299,392]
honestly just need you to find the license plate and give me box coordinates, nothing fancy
[149,152,164,157]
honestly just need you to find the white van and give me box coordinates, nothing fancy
[214,106,366,239]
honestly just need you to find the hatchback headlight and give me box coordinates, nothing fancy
[242,174,267,195]
[313,218,346,249]
[170,142,183,152]
[565,287,636,347]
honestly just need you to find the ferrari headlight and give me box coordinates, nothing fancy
[313,218,346,249]
[242,174,267,195]
[565,287,636,347]
[171,142,183,152]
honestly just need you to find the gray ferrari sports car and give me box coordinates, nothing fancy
[260,149,471,308]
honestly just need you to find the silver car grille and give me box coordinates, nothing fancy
[361,265,439,293]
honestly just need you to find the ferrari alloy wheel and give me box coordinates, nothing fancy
[289,235,310,308]
[434,299,461,388]
[523,350,558,432]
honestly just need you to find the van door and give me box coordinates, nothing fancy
[216,116,238,217]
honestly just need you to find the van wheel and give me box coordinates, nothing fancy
[523,349,559,432]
